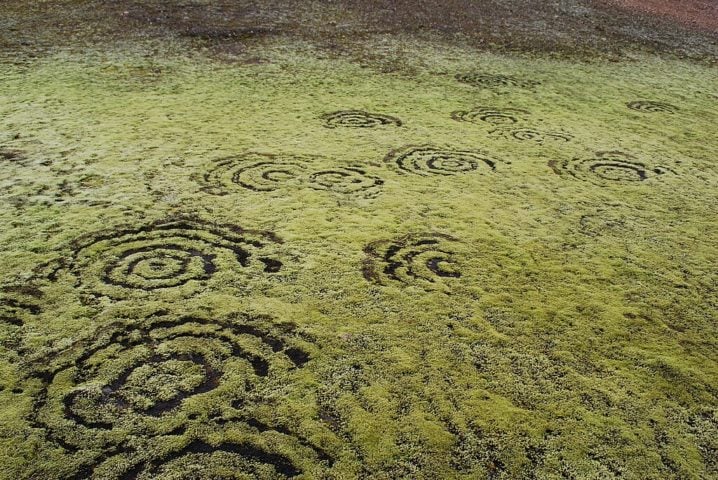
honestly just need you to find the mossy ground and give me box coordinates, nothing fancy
[1,35,717,479]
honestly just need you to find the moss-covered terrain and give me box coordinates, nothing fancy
[1,3,717,479]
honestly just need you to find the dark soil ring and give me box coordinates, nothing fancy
[451,107,530,125]
[54,217,283,299]
[553,151,677,185]
[30,313,311,451]
[386,145,500,176]
[200,154,309,194]
[455,73,540,89]
[0,287,41,327]
[494,127,573,143]
[626,101,678,113]
[306,167,384,198]
[102,245,214,290]
[128,439,302,479]
[321,110,402,128]
[199,154,385,199]
[363,233,462,290]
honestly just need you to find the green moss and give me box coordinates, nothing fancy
[0,37,716,479]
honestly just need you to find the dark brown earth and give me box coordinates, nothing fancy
[606,0,718,33]
[1,0,717,64]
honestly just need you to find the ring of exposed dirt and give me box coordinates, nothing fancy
[363,233,463,290]
[28,312,313,478]
[551,151,678,185]
[42,217,284,299]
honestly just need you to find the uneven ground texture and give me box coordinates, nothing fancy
[1,1,717,479]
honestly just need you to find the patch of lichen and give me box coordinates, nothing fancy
[0,36,716,479]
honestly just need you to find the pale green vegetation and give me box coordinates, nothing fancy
[0,37,716,479]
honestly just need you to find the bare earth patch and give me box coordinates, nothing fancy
[603,0,718,33]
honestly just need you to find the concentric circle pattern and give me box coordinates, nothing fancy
[553,151,678,185]
[492,127,573,143]
[386,145,500,176]
[306,167,384,198]
[626,101,678,113]
[451,106,530,125]
[455,73,540,89]
[31,313,311,454]
[198,154,385,199]
[56,218,284,299]
[321,110,402,128]
[200,154,309,194]
[363,233,462,290]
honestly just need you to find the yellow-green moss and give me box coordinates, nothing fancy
[0,37,716,479]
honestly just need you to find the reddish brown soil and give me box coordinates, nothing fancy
[0,1,716,63]
[604,0,718,33]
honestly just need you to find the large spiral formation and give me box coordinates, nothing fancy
[363,233,462,290]
[56,218,284,299]
[626,101,678,114]
[491,127,573,144]
[200,154,309,194]
[321,110,403,128]
[553,151,677,185]
[386,145,500,176]
[30,312,324,479]
[455,73,540,89]
[451,106,530,125]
